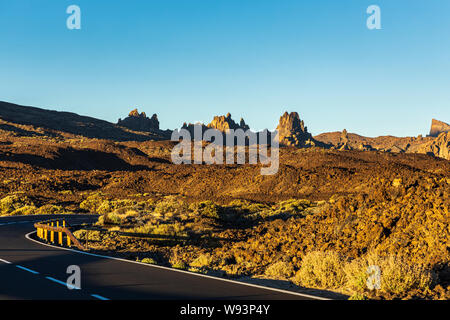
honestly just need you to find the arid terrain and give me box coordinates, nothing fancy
[1,101,449,300]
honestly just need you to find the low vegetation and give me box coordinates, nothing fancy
[1,133,449,299]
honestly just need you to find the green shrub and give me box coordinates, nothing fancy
[190,201,221,219]
[190,254,213,268]
[97,199,137,215]
[0,194,35,215]
[273,199,312,215]
[127,222,187,237]
[153,196,187,218]
[172,261,188,270]
[36,204,68,215]
[79,192,105,213]
[227,199,269,213]
[348,293,368,300]
[73,230,103,241]
[103,211,123,225]
[10,205,37,216]
[140,257,157,264]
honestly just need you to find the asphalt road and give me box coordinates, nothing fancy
[0,215,326,300]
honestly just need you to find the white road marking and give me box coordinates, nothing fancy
[25,230,331,300]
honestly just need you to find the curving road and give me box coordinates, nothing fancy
[0,215,327,300]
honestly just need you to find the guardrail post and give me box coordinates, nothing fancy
[50,222,54,243]
[34,220,85,250]
[57,221,63,245]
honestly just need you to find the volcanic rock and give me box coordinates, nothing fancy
[429,119,450,137]
[207,113,250,132]
[118,108,160,132]
[276,112,314,147]
[423,132,450,160]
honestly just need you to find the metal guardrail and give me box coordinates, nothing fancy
[34,219,241,251]
[34,219,86,250]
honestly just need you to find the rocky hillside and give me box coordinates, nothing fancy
[1,100,449,160]
[314,119,450,160]
[0,101,170,141]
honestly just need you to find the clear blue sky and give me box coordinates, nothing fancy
[0,0,449,136]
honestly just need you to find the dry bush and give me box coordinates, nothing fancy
[140,257,156,264]
[189,200,221,219]
[73,230,103,241]
[127,221,187,236]
[79,192,105,213]
[344,251,434,295]
[264,261,294,279]
[190,254,213,268]
[171,260,188,270]
[0,193,35,215]
[293,251,346,289]
[153,196,188,219]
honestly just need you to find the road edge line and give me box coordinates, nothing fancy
[25,230,332,300]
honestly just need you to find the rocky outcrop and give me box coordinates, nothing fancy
[180,113,253,143]
[429,119,450,137]
[337,129,352,150]
[180,122,208,140]
[422,132,450,160]
[276,112,315,147]
[0,101,172,141]
[207,113,250,132]
[118,108,160,132]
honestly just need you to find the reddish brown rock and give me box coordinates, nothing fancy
[423,132,450,160]
[429,119,450,137]
[207,113,250,132]
[276,112,315,147]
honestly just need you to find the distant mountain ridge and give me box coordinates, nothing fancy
[0,101,170,141]
[0,100,448,160]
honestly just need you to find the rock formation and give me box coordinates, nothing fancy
[180,122,208,140]
[276,112,315,147]
[429,119,450,137]
[118,108,160,132]
[421,132,450,160]
[180,113,253,143]
[337,129,352,150]
[207,113,250,132]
